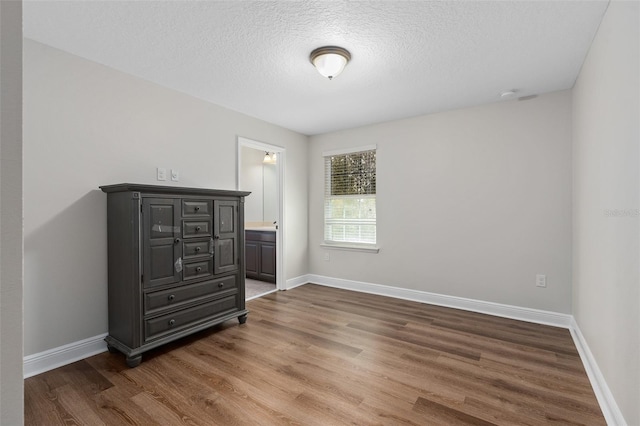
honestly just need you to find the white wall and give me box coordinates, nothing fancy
[263,162,277,223]
[240,146,279,224]
[309,90,573,313]
[0,2,24,423]
[240,146,265,222]
[23,39,308,356]
[572,1,639,424]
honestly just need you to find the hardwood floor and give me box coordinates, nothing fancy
[25,284,605,425]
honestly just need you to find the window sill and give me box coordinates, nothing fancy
[320,243,380,253]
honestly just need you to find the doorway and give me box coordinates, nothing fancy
[237,137,285,299]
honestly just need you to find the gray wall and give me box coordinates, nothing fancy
[0,1,24,424]
[23,39,308,356]
[309,90,573,313]
[572,1,639,424]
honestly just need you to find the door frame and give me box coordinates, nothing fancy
[237,136,286,291]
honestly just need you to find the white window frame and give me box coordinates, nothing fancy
[322,145,379,253]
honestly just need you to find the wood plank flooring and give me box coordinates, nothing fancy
[24,284,605,425]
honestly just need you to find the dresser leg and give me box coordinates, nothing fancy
[106,344,119,354]
[126,355,142,368]
[238,314,248,324]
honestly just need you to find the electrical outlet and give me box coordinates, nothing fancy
[324,252,330,262]
[536,274,547,288]
[171,169,179,182]
[157,167,167,181]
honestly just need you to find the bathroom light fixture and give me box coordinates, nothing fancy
[263,152,277,164]
[310,46,351,80]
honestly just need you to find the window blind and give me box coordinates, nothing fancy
[324,147,376,245]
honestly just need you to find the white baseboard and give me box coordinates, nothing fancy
[285,274,311,291]
[570,318,626,426]
[23,333,108,378]
[306,274,572,328]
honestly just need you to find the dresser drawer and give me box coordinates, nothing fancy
[183,238,213,260]
[144,294,239,342]
[183,258,213,280]
[183,220,211,238]
[182,200,212,217]
[144,275,238,315]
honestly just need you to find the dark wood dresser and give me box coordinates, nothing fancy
[100,183,250,367]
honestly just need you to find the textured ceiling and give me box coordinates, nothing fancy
[23,1,609,135]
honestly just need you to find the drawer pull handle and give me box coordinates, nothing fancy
[168,319,176,327]
[196,226,201,232]
[196,267,202,273]
[168,294,175,302]
[214,235,220,240]
[195,247,201,252]
[218,283,224,288]
[194,206,200,212]
[174,238,181,244]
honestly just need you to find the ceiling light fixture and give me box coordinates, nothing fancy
[500,90,517,99]
[310,46,351,80]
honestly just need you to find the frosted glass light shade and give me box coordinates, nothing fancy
[310,46,351,80]
[263,152,277,164]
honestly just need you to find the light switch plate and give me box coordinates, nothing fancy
[171,169,179,182]
[157,167,167,181]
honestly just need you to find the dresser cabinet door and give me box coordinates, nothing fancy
[213,200,239,275]
[143,198,182,288]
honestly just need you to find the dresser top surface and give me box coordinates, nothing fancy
[100,183,251,198]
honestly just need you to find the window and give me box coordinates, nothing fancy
[324,146,376,248]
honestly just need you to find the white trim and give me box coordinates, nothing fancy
[320,243,380,253]
[277,152,286,292]
[306,274,572,328]
[570,318,627,426]
[23,333,108,378]
[237,136,285,154]
[285,274,311,290]
[322,144,376,157]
